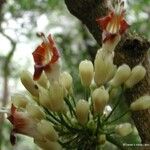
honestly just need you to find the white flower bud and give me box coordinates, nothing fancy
[60,71,73,92]
[98,134,106,145]
[11,93,28,108]
[125,65,146,88]
[94,50,116,86]
[49,81,64,112]
[130,95,150,111]
[46,61,61,83]
[92,87,109,114]
[26,104,45,121]
[115,123,132,137]
[79,60,94,87]
[110,64,131,87]
[37,120,58,141]
[60,103,68,114]
[102,35,121,52]
[37,72,48,88]
[20,70,39,97]
[76,99,89,125]
[39,86,51,110]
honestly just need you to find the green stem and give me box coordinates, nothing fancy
[44,108,61,124]
[58,113,81,133]
[106,109,130,125]
[106,135,126,150]
[64,97,76,117]
[70,95,76,107]
[64,113,73,126]
[103,90,123,123]
[95,115,101,136]
[46,116,59,125]
[85,87,90,101]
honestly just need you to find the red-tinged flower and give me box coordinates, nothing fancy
[32,33,60,80]
[96,0,129,43]
[7,105,39,145]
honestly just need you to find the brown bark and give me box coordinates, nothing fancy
[114,33,150,144]
[64,0,150,145]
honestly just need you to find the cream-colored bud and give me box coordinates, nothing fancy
[60,103,68,114]
[20,70,39,97]
[37,120,58,141]
[102,34,121,52]
[76,99,89,125]
[45,61,61,83]
[92,87,109,113]
[11,93,28,108]
[49,82,64,112]
[26,104,45,121]
[79,60,94,87]
[92,87,109,114]
[37,72,48,88]
[60,72,73,92]
[133,127,139,135]
[94,50,116,86]
[102,35,121,52]
[110,64,131,87]
[125,65,146,88]
[130,95,150,111]
[39,86,51,110]
[35,138,61,150]
[98,134,106,145]
[115,123,132,137]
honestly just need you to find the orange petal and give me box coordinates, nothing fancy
[32,45,46,65]
[102,31,117,43]
[48,35,60,64]
[33,65,44,80]
[96,14,112,30]
[119,19,129,34]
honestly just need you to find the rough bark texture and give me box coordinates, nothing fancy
[64,0,150,146]
[114,33,150,145]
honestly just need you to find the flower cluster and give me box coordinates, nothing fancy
[3,0,150,150]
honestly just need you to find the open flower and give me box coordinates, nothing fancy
[32,33,60,80]
[96,0,129,48]
[7,105,39,145]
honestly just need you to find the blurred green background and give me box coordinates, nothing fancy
[0,0,149,149]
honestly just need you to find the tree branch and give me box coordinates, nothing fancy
[64,0,150,145]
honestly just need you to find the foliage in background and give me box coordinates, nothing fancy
[127,0,150,38]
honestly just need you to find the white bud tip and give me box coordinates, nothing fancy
[130,95,150,111]
[79,60,94,87]
[115,123,132,137]
[76,99,89,125]
[125,65,146,88]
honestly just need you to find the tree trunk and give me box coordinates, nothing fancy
[64,0,150,145]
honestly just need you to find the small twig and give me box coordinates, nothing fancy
[103,89,123,123]
[95,114,101,136]
[106,109,130,125]
[44,108,61,124]
[64,97,76,117]
[85,87,90,101]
